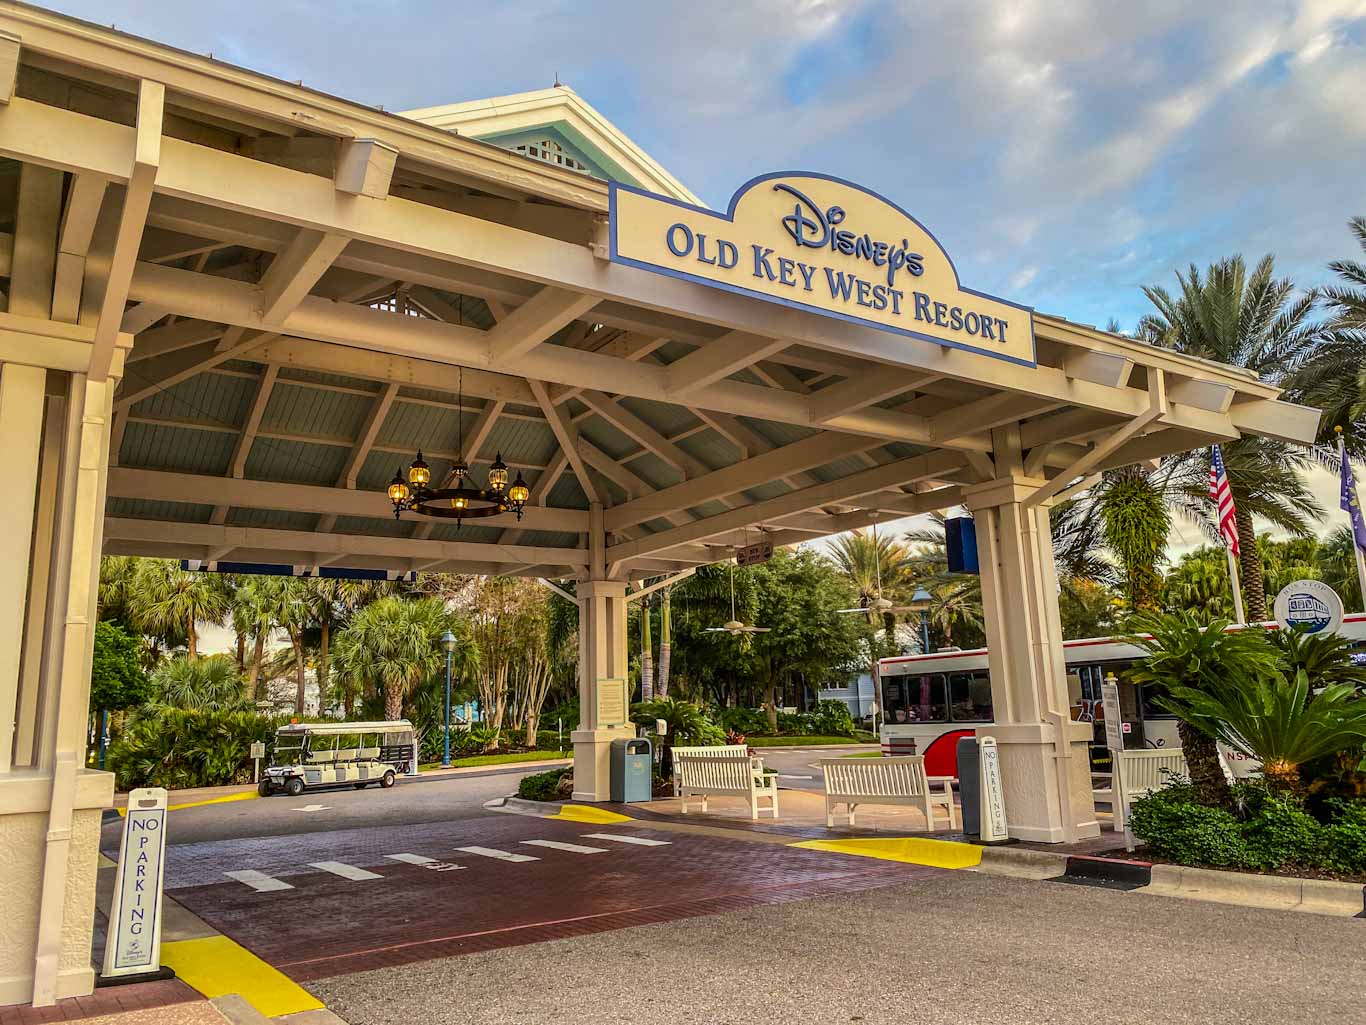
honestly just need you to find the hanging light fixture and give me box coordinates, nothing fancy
[386,366,530,526]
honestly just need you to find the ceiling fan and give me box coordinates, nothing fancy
[704,560,770,636]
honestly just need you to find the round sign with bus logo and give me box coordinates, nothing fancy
[1272,579,1344,635]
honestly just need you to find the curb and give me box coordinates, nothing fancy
[1059,855,1153,891]
[1142,863,1366,916]
[975,846,1067,880]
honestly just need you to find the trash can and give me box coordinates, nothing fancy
[956,736,980,836]
[610,737,653,803]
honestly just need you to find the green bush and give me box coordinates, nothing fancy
[517,766,571,801]
[809,699,856,737]
[1319,801,1366,875]
[1129,784,1249,868]
[1242,796,1324,871]
[109,707,274,790]
[777,711,815,735]
[715,707,769,736]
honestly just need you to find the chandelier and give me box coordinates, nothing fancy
[385,367,530,526]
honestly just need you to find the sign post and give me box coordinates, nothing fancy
[250,740,265,783]
[101,788,171,983]
[977,736,1009,843]
[1101,674,1133,851]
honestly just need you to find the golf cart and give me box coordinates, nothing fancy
[259,720,416,797]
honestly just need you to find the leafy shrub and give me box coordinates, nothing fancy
[809,699,856,737]
[1128,783,1249,867]
[777,711,815,735]
[715,707,768,736]
[1319,801,1366,875]
[1242,796,1324,871]
[517,766,571,801]
[109,707,274,790]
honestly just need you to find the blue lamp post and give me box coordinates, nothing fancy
[910,587,933,654]
[440,629,458,767]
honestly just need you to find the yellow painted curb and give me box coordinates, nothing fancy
[791,836,984,870]
[161,935,322,1017]
[118,791,258,817]
[553,804,633,824]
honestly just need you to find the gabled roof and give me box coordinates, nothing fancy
[401,85,701,204]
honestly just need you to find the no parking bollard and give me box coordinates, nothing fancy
[101,787,173,984]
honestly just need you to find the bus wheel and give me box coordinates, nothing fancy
[380,770,396,789]
[257,779,272,797]
[285,777,306,797]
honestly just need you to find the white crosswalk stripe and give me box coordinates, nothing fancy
[223,869,293,892]
[521,839,610,854]
[581,833,672,847]
[386,853,465,871]
[309,860,383,881]
[455,845,539,863]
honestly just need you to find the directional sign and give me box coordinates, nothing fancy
[735,539,774,567]
[103,788,168,979]
[1101,676,1124,753]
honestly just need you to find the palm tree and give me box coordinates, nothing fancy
[1138,255,1323,619]
[657,588,674,698]
[828,527,913,606]
[639,595,654,701]
[1161,669,1366,795]
[128,560,230,659]
[1288,216,1366,456]
[334,595,452,721]
[231,577,278,701]
[1124,611,1284,807]
[151,654,245,712]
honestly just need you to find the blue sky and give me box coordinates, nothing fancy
[51,0,1366,331]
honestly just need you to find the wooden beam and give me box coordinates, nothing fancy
[52,174,108,322]
[258,228,350,323]
[209,363,279,524]
[114,332,268,412]
[536,451,569,506]
[340,382,399,489]
[0,31,18,105]
[579,390,707,478]
[9,163,62,319]
[484,286,597,362]
[119,303,168,334]
[127,318,223,362]
[334,138,398,198]
[529,378,599,505]
[807,369,939,424]
[666,332,788,394]
[92,80,163,381]
[931,394,1062,444]
[1063,349,1133,389]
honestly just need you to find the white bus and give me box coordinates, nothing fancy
[876,613,1366,778]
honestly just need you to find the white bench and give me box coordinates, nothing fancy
[675,754,779,820]
[1093,749,1188,831]
[819,755,957,830]
[669,745,753,796]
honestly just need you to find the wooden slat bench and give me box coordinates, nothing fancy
[1094,749,1188,831]
[674,753,779,820]
[669,745,753,796]
[819,755,956,830]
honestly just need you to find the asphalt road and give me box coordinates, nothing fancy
[755,745,879,791]
[102,765,540,848]
[315,870,1366,1025]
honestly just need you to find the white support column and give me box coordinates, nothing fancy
[571,503,634,801]
[965,474,1099,844]
[0,362,46,774]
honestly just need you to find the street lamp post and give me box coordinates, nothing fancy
[909,587,933,655]
[440,630,458,768]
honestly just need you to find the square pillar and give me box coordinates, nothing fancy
[571,579,634,802]
[965,476,1099,844]
[0,370,116,1006]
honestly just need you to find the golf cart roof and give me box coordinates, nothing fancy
[275,720,414,737]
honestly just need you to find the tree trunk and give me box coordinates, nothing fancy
[1178,720,1229,808]
[235,631,246,673]
[248,633,266,701]
[765,678,778,733]
[186,618,197,660]
[640,603,653,702]
[318,621,330,709]
[291,634,306,715]
[525,713,538,749]
[1234,506,1266,621]
[657,592,672,698]
[384,681,403,722]
[344,690,355,718]
[1260,758,1302,797]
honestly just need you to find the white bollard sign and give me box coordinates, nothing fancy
[102,787,168,979]
[978,736,1009,842]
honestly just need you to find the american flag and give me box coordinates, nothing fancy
[1209,445,1239,556]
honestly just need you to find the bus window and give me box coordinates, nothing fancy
[884,674,947,722]
[1139,682,1176,720]
[948,671,991,722]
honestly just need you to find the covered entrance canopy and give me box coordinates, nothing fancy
[0,3,1320,1006]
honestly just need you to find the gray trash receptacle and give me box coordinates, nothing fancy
[610,738,653,803]
[956,736,980,836]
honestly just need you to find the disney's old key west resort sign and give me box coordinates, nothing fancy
[609,172,1036,367]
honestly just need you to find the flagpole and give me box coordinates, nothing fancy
[1341,427,1366,612]
[1225,545,1246,625]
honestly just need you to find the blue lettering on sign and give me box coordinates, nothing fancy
[773,183,924,286]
